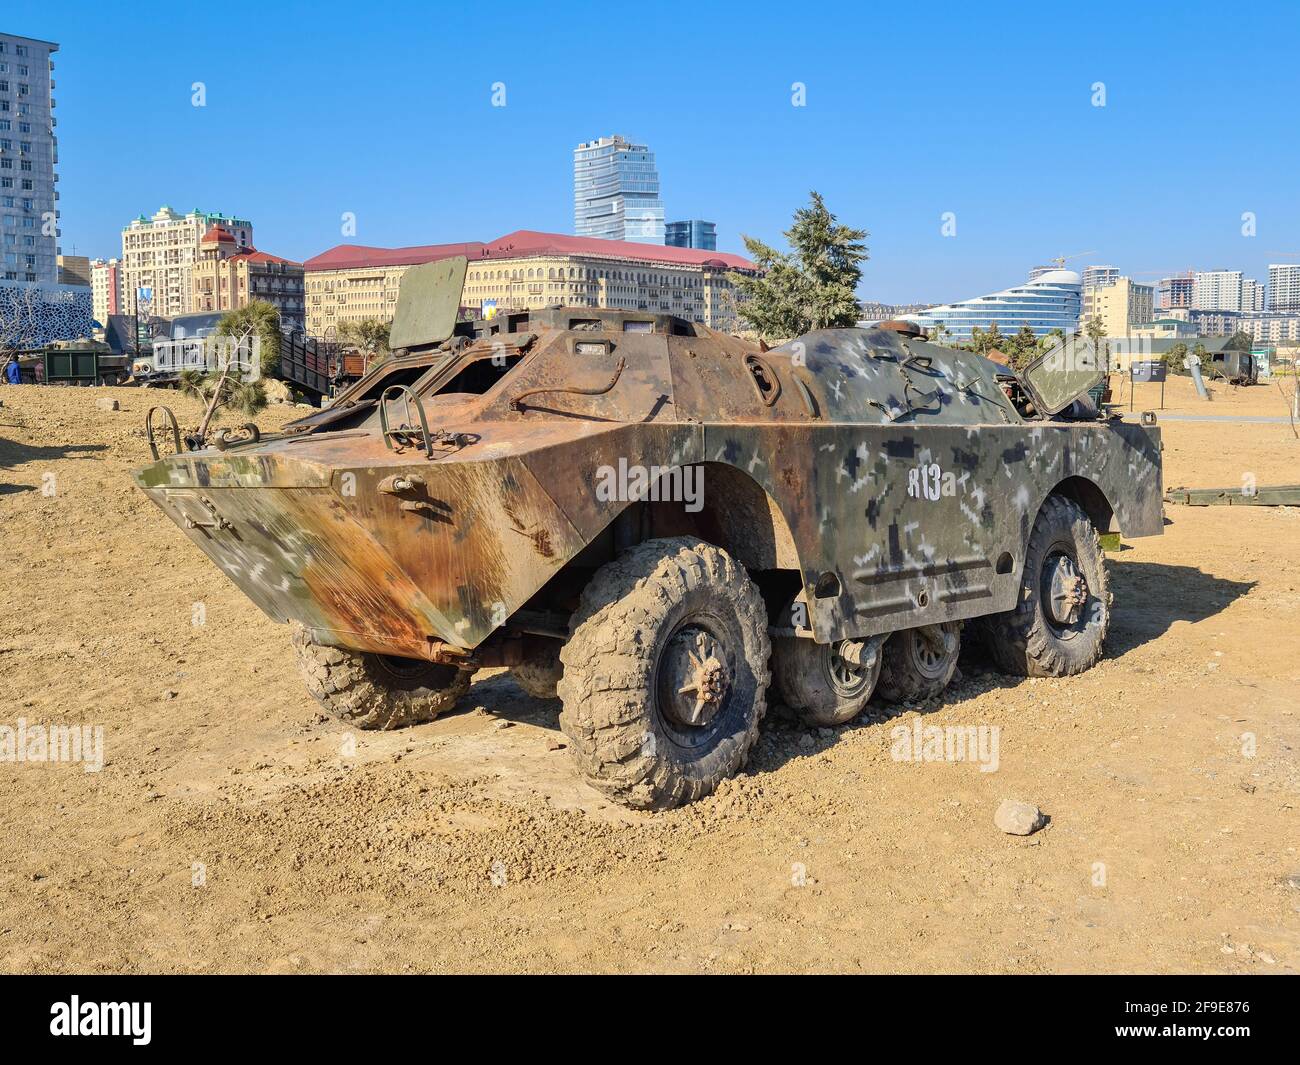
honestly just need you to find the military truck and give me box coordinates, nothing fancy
[134,258,1163,810]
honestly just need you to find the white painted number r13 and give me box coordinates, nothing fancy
[908,462,943,501]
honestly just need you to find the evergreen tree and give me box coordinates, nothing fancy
[217,300,282,377]
[730,192,868,342]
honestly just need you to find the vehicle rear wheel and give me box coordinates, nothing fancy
[980,494,1110,676]
[773,636,882,726]
[557,537,771,810]
[511,640,563,700]
[291,623,474,729]
[876,622,962,703]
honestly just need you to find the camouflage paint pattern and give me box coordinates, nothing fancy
[134,315,1162,659]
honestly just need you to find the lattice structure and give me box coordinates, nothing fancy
[0,283,95,350]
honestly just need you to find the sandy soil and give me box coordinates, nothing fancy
[1,380,1297,974]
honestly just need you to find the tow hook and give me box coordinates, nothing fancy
[377,474,450,523]
[378,474,426,495]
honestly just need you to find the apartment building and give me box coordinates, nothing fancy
[1267,264,1300,313]
[1082,277,1155,336]
[1081,265,1119,290]
[90,257,121,325]
[1192,270,1243,312]
[1239,313,1300,345]
[1241,278,1265,313]
[190,225,305,329]
[120,205,253,317]
[1158,273,1194,309]
[0,32,59,285]
[304,230,753,336]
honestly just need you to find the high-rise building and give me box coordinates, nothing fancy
[190,225,305,330]
[1240,278,1265,313]
[0,32,93,346]
[573,136,665,244]
[1081,265,1119,290]
[1158,273,1194,309]
[902,270,1082,343]
[120,205,253,318]
[1082,277,1155,336]
[665,220,716,251]
[0,32,59,286]
[305,229,753,335]
[1267,264,1300,313]
[1193,269,1244,312]
[1027,265,1057,281]
[90,257,122,326]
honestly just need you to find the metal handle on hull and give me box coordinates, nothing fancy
[145,406,182,462]
[378,384,434,459]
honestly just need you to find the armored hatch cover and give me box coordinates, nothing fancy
[1016,337,1105,416]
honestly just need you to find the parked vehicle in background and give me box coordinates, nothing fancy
[1207,350,1257,385]
[135,312,259,387]
[14,338,131,386]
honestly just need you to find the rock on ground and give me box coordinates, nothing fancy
[994,800,1046,836]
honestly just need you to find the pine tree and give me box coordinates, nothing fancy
[730,192,868,342]
[217,300,282,377]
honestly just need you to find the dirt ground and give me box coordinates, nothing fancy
[1,376,1297,974]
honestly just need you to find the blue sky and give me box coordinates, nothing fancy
[10,0,1300,303]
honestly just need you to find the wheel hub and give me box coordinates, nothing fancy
[829,639,876,695]
[913,624,957,677]
[658,627,730,729]
[1044,553,1089,627]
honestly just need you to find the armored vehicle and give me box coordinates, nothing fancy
[134,258,1163,810]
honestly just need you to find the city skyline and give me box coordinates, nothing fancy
[7,0,1300,306]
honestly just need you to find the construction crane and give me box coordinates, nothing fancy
[1049,250,1098,269]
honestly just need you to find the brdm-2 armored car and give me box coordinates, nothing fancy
[134,259,1163,809]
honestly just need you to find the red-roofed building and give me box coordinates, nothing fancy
[200,225,239,247]
[193,227,305,329]
[304,229,754,334]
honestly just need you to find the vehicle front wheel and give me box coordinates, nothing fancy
[557,538,771,810]
[291,623,474,729]
[980,494,1110,676]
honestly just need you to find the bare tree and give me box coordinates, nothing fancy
[1278,369,1299,440]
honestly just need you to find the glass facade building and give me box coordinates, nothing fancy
[904,270,1082,342]
[665,220,716,251]
[573,135,665,244]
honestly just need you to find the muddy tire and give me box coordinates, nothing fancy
[981,494,1110,677]
[557,537,771,810]
[291,624,473,730]
[876,622,962,703]
[511,641,563,700]
[773,637,882,726]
